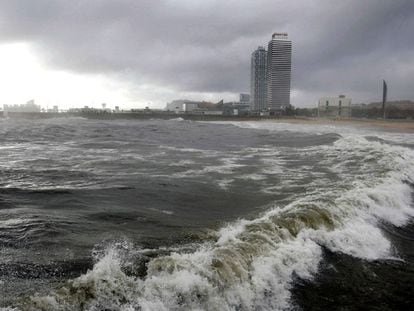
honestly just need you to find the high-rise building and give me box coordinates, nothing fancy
[267,33,292,111]
[250,46,267,111]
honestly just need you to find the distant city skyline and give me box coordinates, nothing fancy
[0,1,413,109]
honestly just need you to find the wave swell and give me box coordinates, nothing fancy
[17,134,414,311]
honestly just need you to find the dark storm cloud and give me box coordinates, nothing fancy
[0,0,413,105]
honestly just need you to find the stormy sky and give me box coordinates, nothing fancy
[0,0,413,108]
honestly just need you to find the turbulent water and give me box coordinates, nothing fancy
[0,118,414,311]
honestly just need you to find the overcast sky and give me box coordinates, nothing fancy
[0,0,413,109]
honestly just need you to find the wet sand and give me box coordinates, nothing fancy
[272,117,414,133]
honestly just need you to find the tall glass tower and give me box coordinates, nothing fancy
[267,33,292,111]
[250,46,267,111]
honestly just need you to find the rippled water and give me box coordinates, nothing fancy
[0,118,413,310]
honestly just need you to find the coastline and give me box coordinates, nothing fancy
[2,111,413,133]
[261,117,414,133]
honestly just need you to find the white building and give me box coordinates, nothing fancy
[166,100,185,113]
[267,33,292,111]
[318,95,352,118]
[165,100,200,113]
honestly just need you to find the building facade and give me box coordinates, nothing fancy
[267,33,292,111]
[165,100,198,113]
[318,95,352,118]
[239,93,250,105]
[250,46,267,111]
[165,100,223,115]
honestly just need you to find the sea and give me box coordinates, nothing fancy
[0,117,413,311]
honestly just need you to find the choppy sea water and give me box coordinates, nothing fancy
[0,118,413,310]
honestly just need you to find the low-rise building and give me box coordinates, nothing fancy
[4,100,41,113]
[165,100,204,113]
[318,95,352,118]
[46,106,59,113]
[239,93,250,105]
[165,100,222,114]
[165,100,186,113]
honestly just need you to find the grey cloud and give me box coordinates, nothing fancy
[0,0,413,105]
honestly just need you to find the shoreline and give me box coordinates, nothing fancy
[258,117,414,133]
[2,111,413,133]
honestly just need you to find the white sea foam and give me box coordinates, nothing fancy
[159,145,219,156]
[169,117,184,122]
[238,173,267,181]
[217,179,234,190]
[170,157,245,178]
[168,159,196,166]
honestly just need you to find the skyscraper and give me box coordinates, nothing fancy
[382,80,387,119]
[267,33,292,111]
[250,46,267,111]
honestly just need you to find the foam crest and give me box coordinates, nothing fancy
[308,220,392,260]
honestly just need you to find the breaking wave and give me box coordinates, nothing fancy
[15,134,414,311]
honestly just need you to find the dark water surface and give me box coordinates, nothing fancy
[0,118,413,310]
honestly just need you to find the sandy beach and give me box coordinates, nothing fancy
[269,117,414,133]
